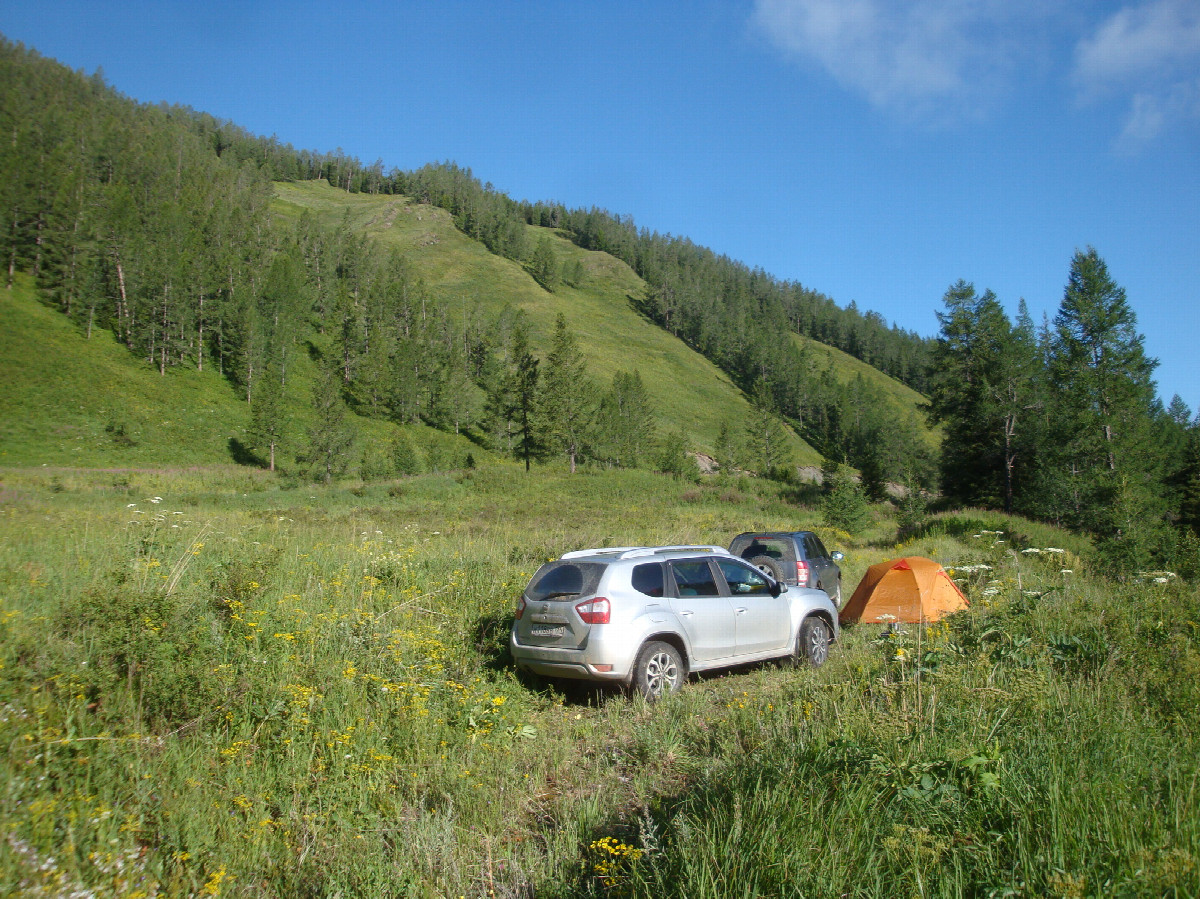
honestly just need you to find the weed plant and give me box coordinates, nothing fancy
[0,466,1196,897]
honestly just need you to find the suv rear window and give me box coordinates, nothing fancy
[527,562,605,601]
[738,537,792,561]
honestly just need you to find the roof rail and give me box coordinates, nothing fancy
[560,547,644,560]
[644,545,732,557]
[559,545,733,561]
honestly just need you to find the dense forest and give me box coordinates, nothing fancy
[3,37,1198,573]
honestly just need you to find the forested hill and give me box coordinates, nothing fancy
[0,37,934,482]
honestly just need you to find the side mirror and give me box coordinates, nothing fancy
[831,551,845,562]
[771,580,788,597]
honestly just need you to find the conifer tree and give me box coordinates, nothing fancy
[540,314,595,472]
[530,235,558,291]
[596,370,656,468]
[305,365,356,483]
[391,432,422,476]
[1046,248,1159,531]
[247,361,285,471]
[657,430,693,480]
[822,463,869,534]
[713,418,743,475]
[745,379,791,478]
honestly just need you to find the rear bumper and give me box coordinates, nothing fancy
[510,635,634,683]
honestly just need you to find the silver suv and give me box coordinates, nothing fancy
[510,545,839,697]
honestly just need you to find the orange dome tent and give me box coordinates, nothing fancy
[839,557,968,625]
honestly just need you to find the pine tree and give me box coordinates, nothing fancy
[596,370,656,468]
[246,361,285,471]
[1177,420,1200,535]
[1047,248,1160,530]
[657,430,693,480]
[745,379,791,478]
[822,463,869,534]
[529,235,557,291]
[391,431,422,476]
[509,325,546,471]
[539,314,595,472]
[713,418,743,475]
[305,365,356,483]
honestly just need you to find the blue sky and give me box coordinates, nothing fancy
[3,1,1198,409]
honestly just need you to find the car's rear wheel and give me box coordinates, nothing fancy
[796,617,831,668]
[747,555,785,583]
[632,641,684,699]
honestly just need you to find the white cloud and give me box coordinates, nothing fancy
[1074,0,1200,87]
[750,0,1033,122]
[1114,79,1200,152]
[1073,0,1200,150]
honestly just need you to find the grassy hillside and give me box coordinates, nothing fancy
[795,333,941,451]
[274,181,826,465]
[1,467,1195,897]
[0,275,248,467]
[0,275,471,470]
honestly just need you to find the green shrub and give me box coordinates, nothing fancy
[822,464,869,534]
[59,582,223,729]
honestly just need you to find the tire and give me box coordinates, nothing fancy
[796,616,831,668]
[828,578,842,608]
[747,555,786,583]
[632,641,685,699]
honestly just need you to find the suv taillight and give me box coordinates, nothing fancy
[514,596,526,620]
[575,597,611,625]
[795,560,810,587]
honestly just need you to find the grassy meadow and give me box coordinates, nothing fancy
[2,462,1197,898]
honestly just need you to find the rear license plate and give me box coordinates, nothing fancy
[531,625,566,637]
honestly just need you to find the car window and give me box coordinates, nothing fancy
[810,535,830,559]
[527,562,605,601]
[716,559,771,595]
[803,535,820,559]
[670,560,720,597]
[631,562,665,597]
[738,537,790,560]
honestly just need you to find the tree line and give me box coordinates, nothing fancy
[926,248,1200,574]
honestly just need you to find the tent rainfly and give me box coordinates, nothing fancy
[839,556,968,625]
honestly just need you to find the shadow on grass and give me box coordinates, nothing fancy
[227,437,263,467]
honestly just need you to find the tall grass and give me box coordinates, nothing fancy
[1,466,1196,897]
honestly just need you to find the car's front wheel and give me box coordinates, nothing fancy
[632,641,685,699]
[796,617,831,668]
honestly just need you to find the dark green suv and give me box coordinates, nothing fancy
[729,531,844,606]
